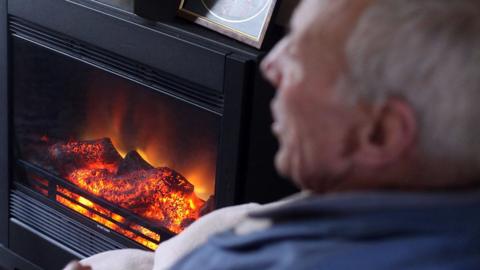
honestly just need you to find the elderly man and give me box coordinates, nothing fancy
[66,0,480,269]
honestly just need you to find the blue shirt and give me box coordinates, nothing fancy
[172,191,480,270]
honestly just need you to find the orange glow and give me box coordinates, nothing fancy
[49,138,205,234]
[31,176,49,196]
[30,176,161,249]
[40,135,49,143]
[57,187,160,249]
[33,186,49,197]
[67,167,203,233]
[81,86,216,201]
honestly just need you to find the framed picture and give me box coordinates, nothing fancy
[178,0,279,49]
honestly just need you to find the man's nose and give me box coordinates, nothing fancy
[261,37,290,88]
[260,50,282,88]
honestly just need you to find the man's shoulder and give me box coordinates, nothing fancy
[172,190,480,270]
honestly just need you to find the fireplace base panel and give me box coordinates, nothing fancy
[8,221,75,270]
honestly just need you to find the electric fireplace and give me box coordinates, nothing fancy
[0,0,297,269]
[13,33,219,250]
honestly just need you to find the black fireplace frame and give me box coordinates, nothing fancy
[0,0,296,269]
[0,0,8,252]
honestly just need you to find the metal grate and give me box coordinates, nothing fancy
[10,189,127,258]
[16,159,173,247]
[8,16,224,115]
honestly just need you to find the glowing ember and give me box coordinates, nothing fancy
[48,138,205,234]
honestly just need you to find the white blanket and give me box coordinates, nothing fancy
[80,249,154,270]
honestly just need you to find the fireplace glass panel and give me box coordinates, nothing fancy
[12,37,219,249]
[93,0,133,12]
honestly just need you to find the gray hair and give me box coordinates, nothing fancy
[340,0,480,165]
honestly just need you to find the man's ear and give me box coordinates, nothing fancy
[353,98,417,167]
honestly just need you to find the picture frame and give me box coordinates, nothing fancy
[178,0,279,49]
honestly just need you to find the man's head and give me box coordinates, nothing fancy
[261,0,480,193]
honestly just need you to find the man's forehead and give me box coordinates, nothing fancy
[289,0,324,31]
[289,0,374,41]
[290,0,352,33]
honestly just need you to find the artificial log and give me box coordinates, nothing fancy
[180,218,196,229]
[72,167,195,202]
[48,137,123,174]
[117,150,154,175]
[67,166,200,232]
[154,167,195,194]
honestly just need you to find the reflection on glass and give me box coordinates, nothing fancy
[94,0,133,12]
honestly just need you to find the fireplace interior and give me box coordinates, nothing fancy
[0,0,298,269]
[13,34,219,250]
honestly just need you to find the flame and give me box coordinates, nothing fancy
[80,84,217,201]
